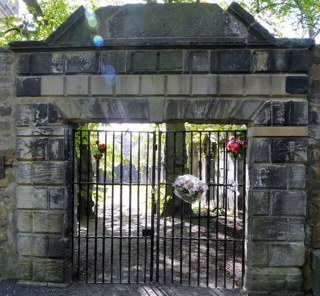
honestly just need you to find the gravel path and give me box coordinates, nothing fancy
[0,280,243,296]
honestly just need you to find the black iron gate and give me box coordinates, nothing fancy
[73,128,246,288]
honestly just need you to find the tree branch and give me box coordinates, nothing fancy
[22,0,43,18]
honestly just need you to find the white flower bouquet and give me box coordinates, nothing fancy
[172,174,208,204]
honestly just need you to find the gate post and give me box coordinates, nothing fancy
[15,103,73,285]
[245,124,308,292]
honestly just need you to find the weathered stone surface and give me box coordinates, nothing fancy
[17,162,32,184]
[251,138,271,162]
[17,210,32,232]
[66,52,98,73]
[48,138,65,160]
[184,99,213,120]
[244,267,302,292]
[48,236,71,258]
[269,243,305,266]
[16,257,33,280]
[159,51,182,73]
[247,242,268,266]
[65,76,89,95]
[220,50,252,73]
[31,53,64,74]
[33,211,64,233]
[252,217,304,241]
[288,164,306,189]
[16,54,31,75]
[252,191,269,215]
[33,258,64,282]
[286,76,309,94]
[49,186,67,209]
[33,162,65,184]
[41,76,64,96]
[191,75,217,95]
[18,234,48,257]
[208,99,239,120]
[291,50,309,72]
[115,75,140,95]
[271,138,307,162]
[167,75,190,95]
[149,97,165,123]
[101,51,127,74]
[16,137,48,160]
[132,51,157,73]
[48,103,65,125]
[312,250,320,295]
[255,50,289,72]
[17,127,66,136]
[219,75,243,95]
[189,50,210,73]
[271,191,306,216]
[17,104,49,126]
[141,75,165,95]
[90,76,114,95]
[16,77,41,97]
[252,164,287,188]
[245,75,270,95]
[16,186,48,209]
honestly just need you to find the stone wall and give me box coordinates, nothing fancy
[0,49,17,279]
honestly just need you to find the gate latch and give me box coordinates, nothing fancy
[142,229,154,237]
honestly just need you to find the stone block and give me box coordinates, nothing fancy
[271,75,287,96]
[41,76,64,96]
[245,75,270,95]
[271,191,306,216]
[166,75,191,95]
[252,164,287,189]
[219,75,243,95]
[48,103,65,125]
[17,127,66,137]
[17,210,33,232]
[208,99,238,120]
[190,50,210,73]
[123,99,149,121]
[132,51,157,73]
[220,50,252,73]
[49,186,67,209]
[101,51,127,74]
[16,257,33,280]
[0,105,13,117]
[149,97,165,123]
[184,99,213,120]
[16,186,48,209]
[90,76,114,95]
[115,75,140,95]
[244,267,302,292]
[100,99,126,120]
[312,250,320,295]
[33,162,65,185]
[31,53,64,74]
[48,236,71,258]
[33,211,64,233]
[247,242,269,266]
[33,258,64,282]
[0,247,16,279]
[16,77,41,97]
[65,76,89,95]
[232,99,263,121]
[273,101,308,126]
[17,162,32,184]
[164,99,186,120]
[17,234,48,257]
[286,76,309,95]
[141,75,165,95]
[253,217,304,241]
[48,138,65,160]
[66,52,98,73]
[248,127,308,138]
[252,191,269,215]
[269,243,305,266]
[191,75,218,95]
[255,50,289,72]
[271,138,307,162]
[251,138,271,162]
[159,51,182,72]
[288,164,306,189]
[291,50,309,72]
[16,54,31,75]
[16,137,48,160]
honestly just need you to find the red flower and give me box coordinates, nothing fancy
[95,140,100,145]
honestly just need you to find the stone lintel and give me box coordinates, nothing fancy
[248,127,308,137]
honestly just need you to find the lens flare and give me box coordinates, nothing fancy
[93,35,104,47]
[85,9,98,28]
[102,65,116,85]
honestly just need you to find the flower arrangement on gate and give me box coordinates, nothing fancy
[226,136,247,159]
[172,174,208,204]
[92,140,106,160]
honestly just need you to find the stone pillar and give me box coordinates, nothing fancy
[244,125,308,293]
[0,49,17,279]
[16,103,73,285]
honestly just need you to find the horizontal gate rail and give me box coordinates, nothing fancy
[73,128,246,288]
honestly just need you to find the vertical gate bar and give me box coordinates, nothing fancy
[157,131,163,283]
[232,147,237,288]
[76,130,83,280]
[136,132,141,283]
[156,130,161,282]
[171,131,177,283]
[188,131,193,286]
[241,132,247,287]
[111,132,115,283]
[223,132,229,288]
[144,133,150,283]
[215,131,220,288]
[94,159,99,283]
[197,131,202,287]
[206,131,211,287]
[102,131,107,283]
[85,130,91,283]
[161,132,167,283]
[71,129,75,278]
[119,132,124,283]
[150,131,157,282]
[128,132,133,283]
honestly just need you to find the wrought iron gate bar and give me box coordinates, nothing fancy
[73,128,246,288]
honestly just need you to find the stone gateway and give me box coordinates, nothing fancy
[0,2,319,294]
